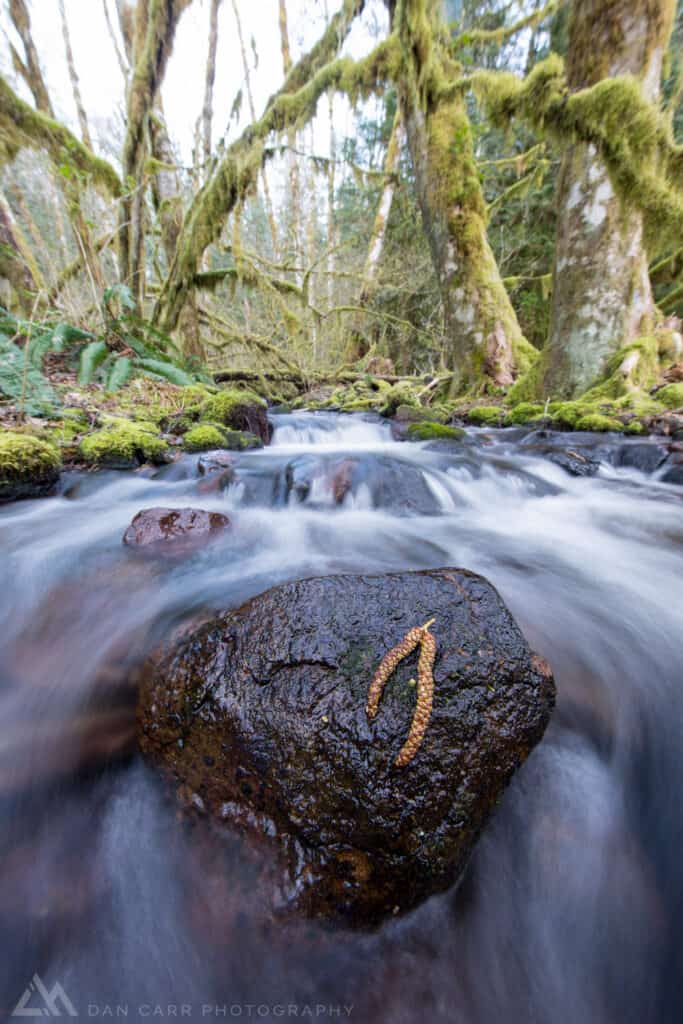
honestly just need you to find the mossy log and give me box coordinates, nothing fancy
[212,369,427,387]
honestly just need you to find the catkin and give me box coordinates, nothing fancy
[395,629,436,767]
[366,619,437,768]
[365,626,425,719]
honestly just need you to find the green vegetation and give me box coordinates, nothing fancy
[79,420,169,467]
[0,431,60,485]
[467,406,504,426]
[183,424,226,451]
[406,422,465,441]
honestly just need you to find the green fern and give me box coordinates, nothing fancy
[78,340,109,384]
[105,355,133,391]
[137,358,196,387]
[0,333,58,415]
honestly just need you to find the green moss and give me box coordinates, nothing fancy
[548,401,584,427]
[0,432,61,484]
[656,382,683,408]
[79,420,169,467]
[574,413,624,432]
[200,388,266,427]
[624,421,646,434]
[183,425,226,451]
[504,402,546,425]
[467,405,504,426]
[380,382,421,417]
[406,422,466,441]
[220,429,263,450]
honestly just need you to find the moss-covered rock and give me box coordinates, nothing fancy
[468,406,504,426]
[220,429,263,450]
[656,382,683,409]
[504,402,547,426]
[379,382,421,417]
[406,422,466,441]
[574,413,624,433]
[183,425,226,451]
[200,388,270,443]
[79,420,169,468]
[0,431,61,502]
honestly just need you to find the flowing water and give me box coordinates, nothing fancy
[1,412,682,1022]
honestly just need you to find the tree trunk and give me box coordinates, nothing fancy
[201,0,222,172]
[543,0,675,398]
[9,0,106,297]
[393,0,533,391]
[58,0,93,149]
[345,104,403,362]
[230,0,279,254]
[8,0,54,116]
[278,0,301,266]
[0,192,45,313]
[118,0,190,308]
[153,0,364,335]
[401,86,530,390]
[149,106,204,359]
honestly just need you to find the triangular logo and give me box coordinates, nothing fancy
[12,973,78,1016]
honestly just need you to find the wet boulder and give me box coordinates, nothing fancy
[611,442,669,475]
[123,506,230,554]
[138,568,555,927]
[660,451,683,485]
[520,430,602,477]
[196,452,236,495]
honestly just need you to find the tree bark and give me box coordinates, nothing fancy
[58,0,93,149]
[201,0,221,171]
[543,0,676,398]
[394,1,532,390]
[8,0,53,115]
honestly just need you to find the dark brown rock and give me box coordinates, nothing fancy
[122,507,230,553]
[137,568,555,927]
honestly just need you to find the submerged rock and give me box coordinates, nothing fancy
[0,432,61,502]
[138,568,555,927]
[611,442,669,475]
[123,506,230,553]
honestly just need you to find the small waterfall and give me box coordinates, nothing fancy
[270,411,392,448]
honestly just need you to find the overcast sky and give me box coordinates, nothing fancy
[0,0,389,173]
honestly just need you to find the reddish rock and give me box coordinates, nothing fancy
[122,507,230,552]
[330,458,355,504]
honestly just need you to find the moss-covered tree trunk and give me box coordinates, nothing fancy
[543,0,675,397]
[345,105,403,362]
[149,107,204,360]
[118,0,190,308]
[393,1,534,391]
[0,192,44,313]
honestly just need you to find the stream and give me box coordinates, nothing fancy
[1,411,682,1022]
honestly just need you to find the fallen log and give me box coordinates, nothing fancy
[212,369,432,387]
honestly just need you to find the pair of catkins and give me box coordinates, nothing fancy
[366,619,436,767]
